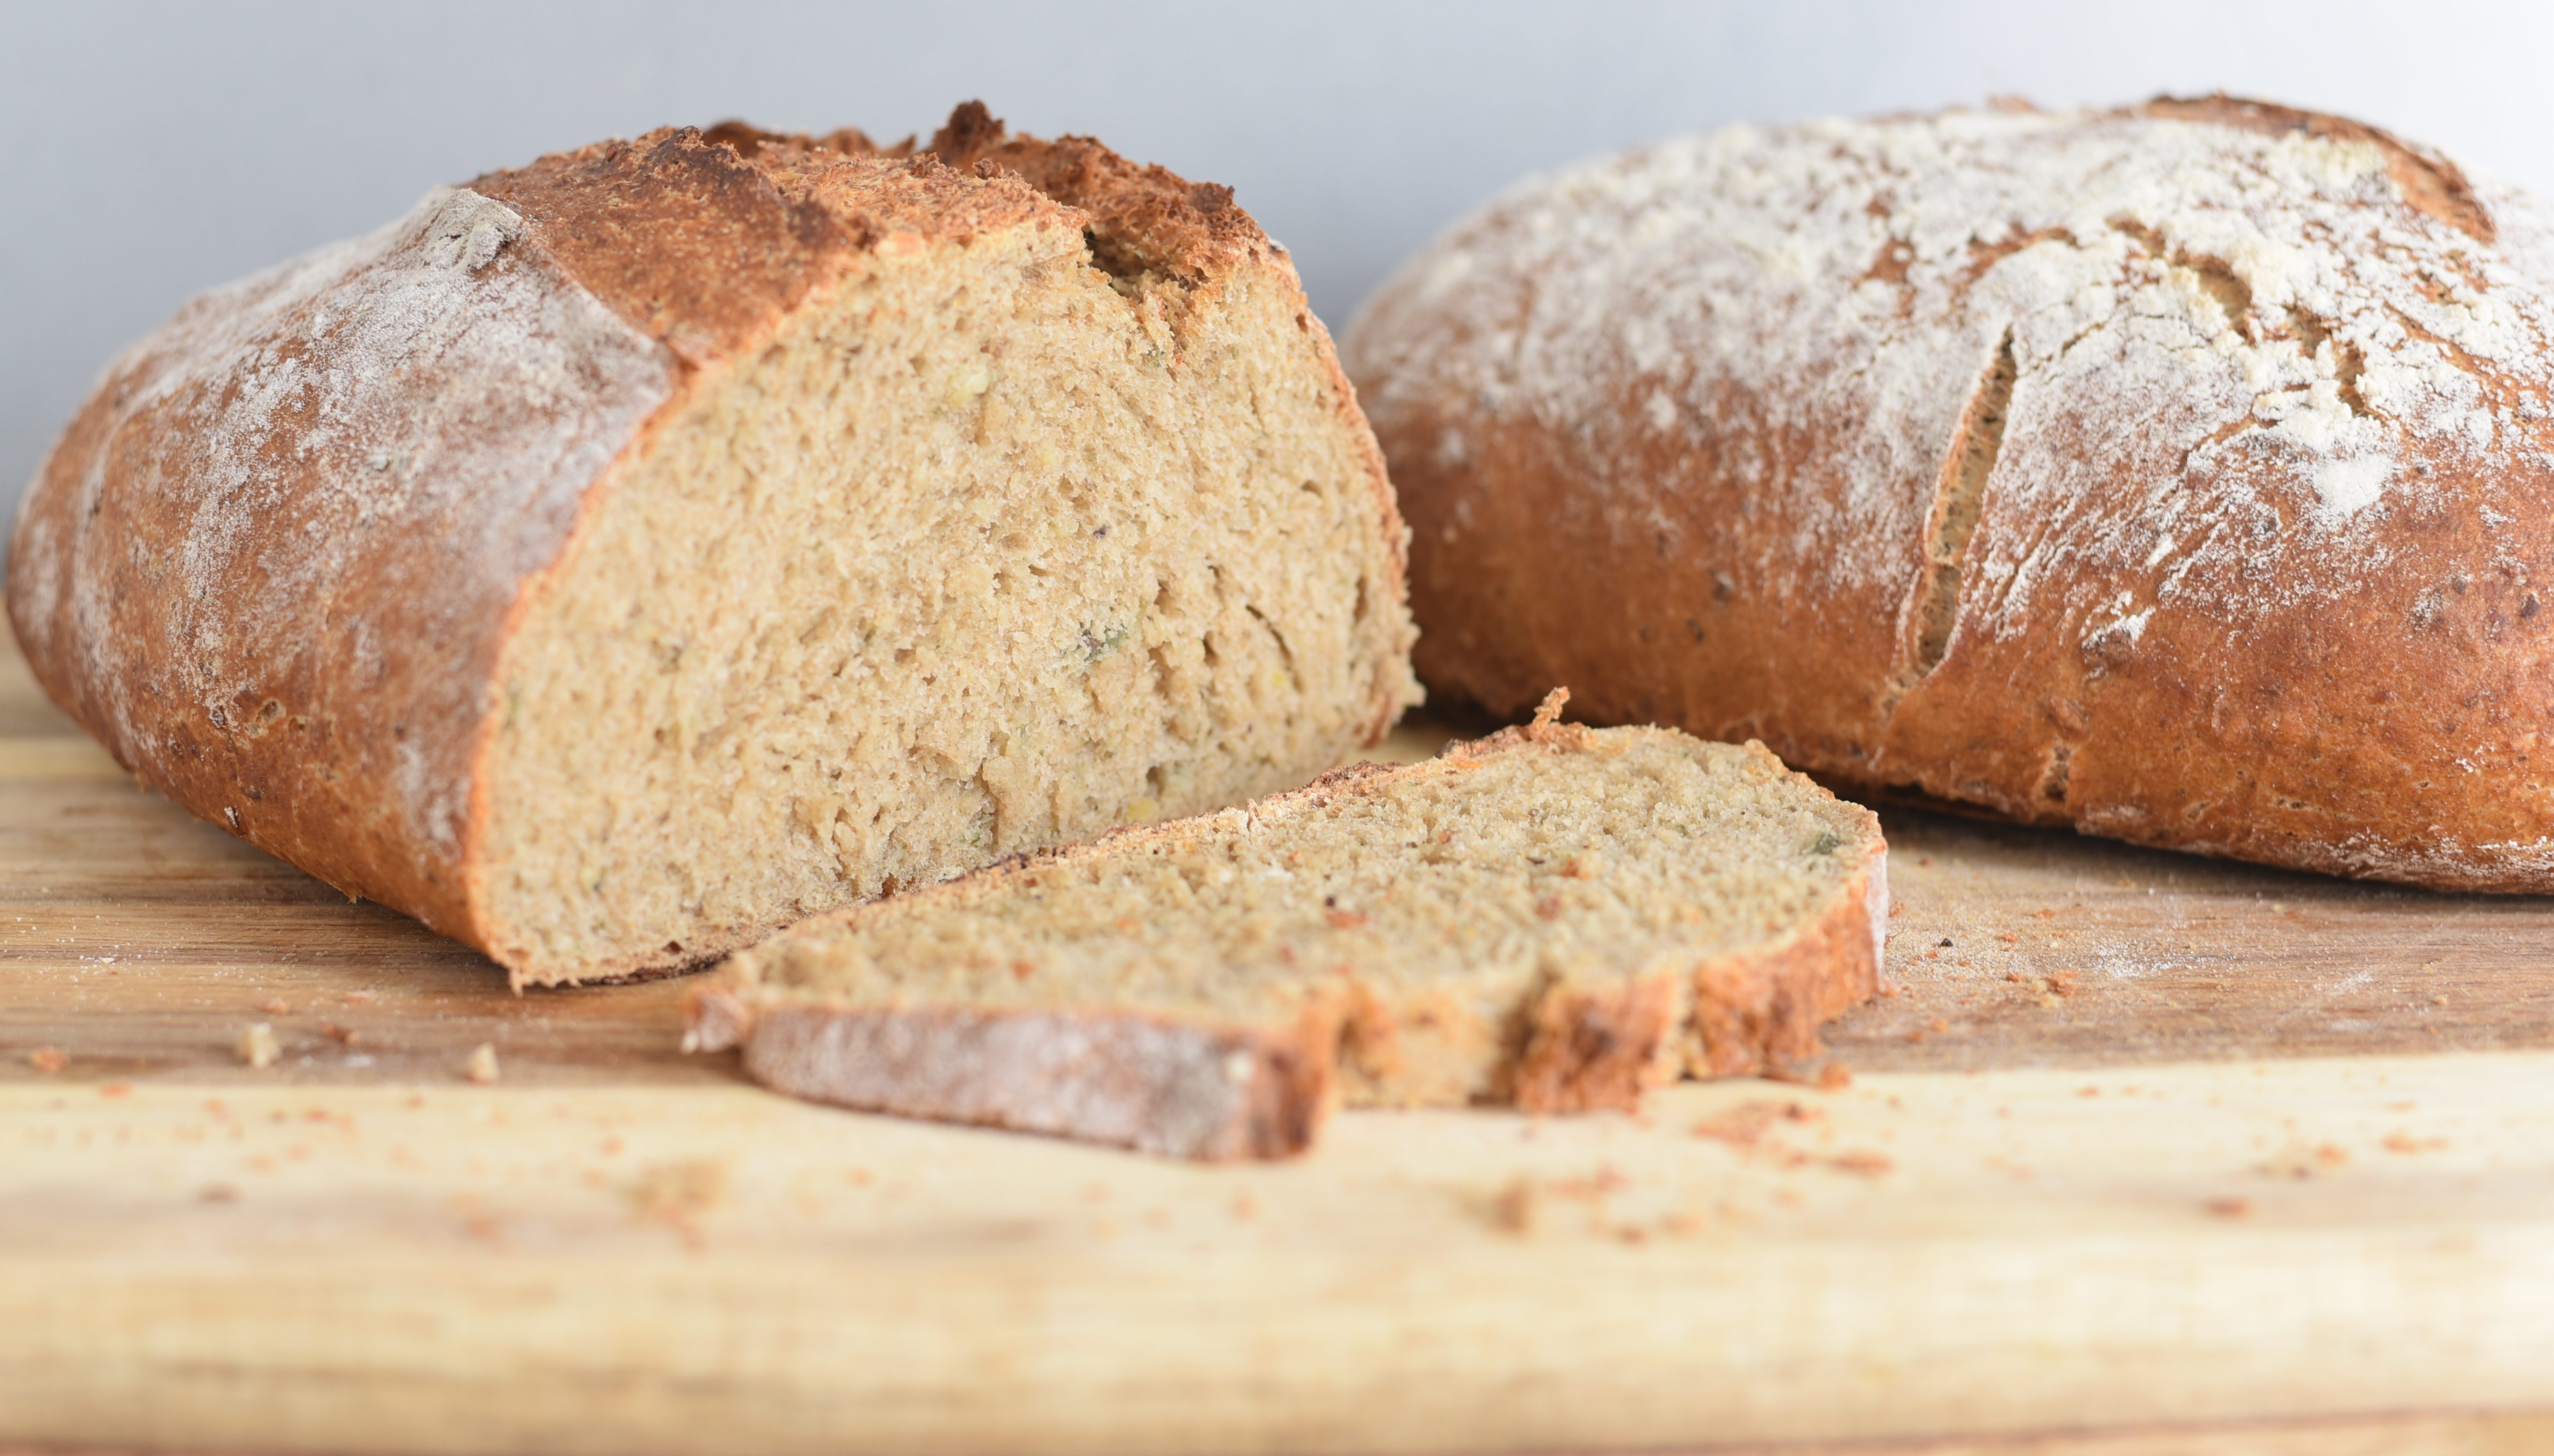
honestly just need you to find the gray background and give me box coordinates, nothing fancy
[8,0,2553,536]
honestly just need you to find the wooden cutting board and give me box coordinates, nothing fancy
[5,636,2554,1456]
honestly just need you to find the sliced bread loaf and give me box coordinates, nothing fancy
[7,104,1418,985]
[686,696,1888,1159]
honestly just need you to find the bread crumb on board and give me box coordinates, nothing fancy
[237,1023,279,1069]
[28,1045,67,1074]
[463,1043,501,1084]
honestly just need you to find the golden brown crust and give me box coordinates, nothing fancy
[1349,98,2554,892]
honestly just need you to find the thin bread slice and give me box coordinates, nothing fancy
[686,697,1888,1158]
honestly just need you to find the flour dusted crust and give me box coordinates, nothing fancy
[6,189,677,934]
[7,106,1415,970]
[1346,96,2554,891]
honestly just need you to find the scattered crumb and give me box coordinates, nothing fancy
[1998,932,2017,944]
[2382,1132,2449,1154]
[625,1158,729,1240]
[2260,1141,2353,1180]
[319,1021,360,1047]
[27,1045,66,1074]
[463,1043,501,1084]
[197,1184,239,1204]
[238,1023,280,1069]
[599,1135,625,1155]
[100,1083,131,1099]
[1230,1192,1259,1222]
[1817,1062,1853,1091]
[1827,1150,1893,1177]
[1928,1016,1950,1034]
[1489,1175,1540,1235]
[1545,1163,1632,1202]
[343,990,376,1004]
[2204,1196,2254,1219]
[259,998,291,1015]
[1693,1100,1823,1147]
[2078,1086,2101,1098]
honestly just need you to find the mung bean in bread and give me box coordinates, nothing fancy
[1346,96,2554,891]
[686,694,1887,1159]
[6,104,1419,984]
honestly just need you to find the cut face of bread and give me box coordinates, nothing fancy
[687,708,1888,1159]
[7,106,1419,985]
[477,159,1405,980]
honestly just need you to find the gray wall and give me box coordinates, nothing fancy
[8,0,2554,536]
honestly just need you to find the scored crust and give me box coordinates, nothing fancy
[1344,95,2554,891]
[6,104,1415,973]
[686,717,1888,1160]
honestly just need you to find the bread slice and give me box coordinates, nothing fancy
[686,695,1888,1159]
[6,104,1419,985]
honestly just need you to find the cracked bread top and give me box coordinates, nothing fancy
[1345,96,2554,890]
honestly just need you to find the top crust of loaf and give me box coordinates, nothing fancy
[1347,95,2554,891]
[465,102,1279,371]
[7,103,1409,953]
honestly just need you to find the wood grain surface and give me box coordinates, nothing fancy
[5,637,2554,1455]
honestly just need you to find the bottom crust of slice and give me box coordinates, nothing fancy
[697,999,1332,1159]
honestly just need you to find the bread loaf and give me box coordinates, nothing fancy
[1346,97,2554,891]
[7,104,1419,984]
[687,696,1887,1159]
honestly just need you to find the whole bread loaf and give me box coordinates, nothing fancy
[1346,97,2554,891]
[7,104,1419,984]
[688,697,1887,1159]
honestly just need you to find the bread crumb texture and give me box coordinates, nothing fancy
[691,723,1886,1159]
[1346,96,2554,891]
[7,106,1417,982]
